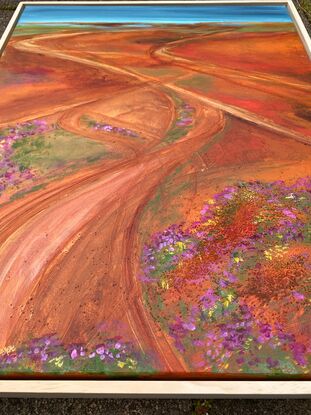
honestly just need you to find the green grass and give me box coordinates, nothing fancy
[176,74,213,93]
[13,24,73,37]
[10,184,46,202]
[13,23,98,37]
[12,128,107,175]
[237,22,296,33]
[163,91,193,144]
[165,126,189,143]
[132,65,184,79]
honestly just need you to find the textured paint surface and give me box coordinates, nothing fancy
[0,4,310,378]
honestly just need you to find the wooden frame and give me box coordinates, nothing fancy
[0,380,310,397]
[0,0,310,397]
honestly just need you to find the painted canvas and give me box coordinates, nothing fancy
[0,2,310,379]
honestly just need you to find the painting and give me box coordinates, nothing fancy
[0,1,310,380]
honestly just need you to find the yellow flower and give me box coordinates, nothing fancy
[117,361,126,368]
[233,256,243,263]
[175,241,186,252]
[244,337,253,350]
[54,356,64,368]
[204,219,217,227]
[223,294,234,308]
[227,293,234,302]
[49,356,64,368]
[126,358,137,369]
[207,304,217,317]
[285,193,295,200]
[264,244,288,260]
[0,345,15,356]
[160,278,169,290]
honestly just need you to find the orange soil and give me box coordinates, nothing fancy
[153,27,311,137]
[0,23,310,376]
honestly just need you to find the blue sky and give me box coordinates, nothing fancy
[18,4,292,24]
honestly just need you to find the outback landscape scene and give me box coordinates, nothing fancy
[0,4,310,378]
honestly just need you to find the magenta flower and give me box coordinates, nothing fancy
[200,288,219,309]
[96,346,106,355]
[282,209,296,219]
[182,322,196,331]
[292,291,305,301]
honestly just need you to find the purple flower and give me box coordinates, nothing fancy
[219,279,229,288]
[282,209,296,219]
[96,346,106,355]
[182,322,196,331]
[290,342,307,366]
[292,291,305,301]
[200,289,219,309]
[266,357,279,369]
[41,352,48,361]
[257,323,273,344]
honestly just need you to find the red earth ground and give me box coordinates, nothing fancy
[0,22,310,376]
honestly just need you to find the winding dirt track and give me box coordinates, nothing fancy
[0,27,310,375]
[0,30,226,373]
[13,33,311,144]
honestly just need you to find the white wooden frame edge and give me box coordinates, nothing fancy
[0,1,310,396]
[0,380,310,397]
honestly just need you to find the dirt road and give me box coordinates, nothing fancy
[0,26,310,374]
[0,31,226,373]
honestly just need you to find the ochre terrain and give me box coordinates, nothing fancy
[0,22,310,376]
